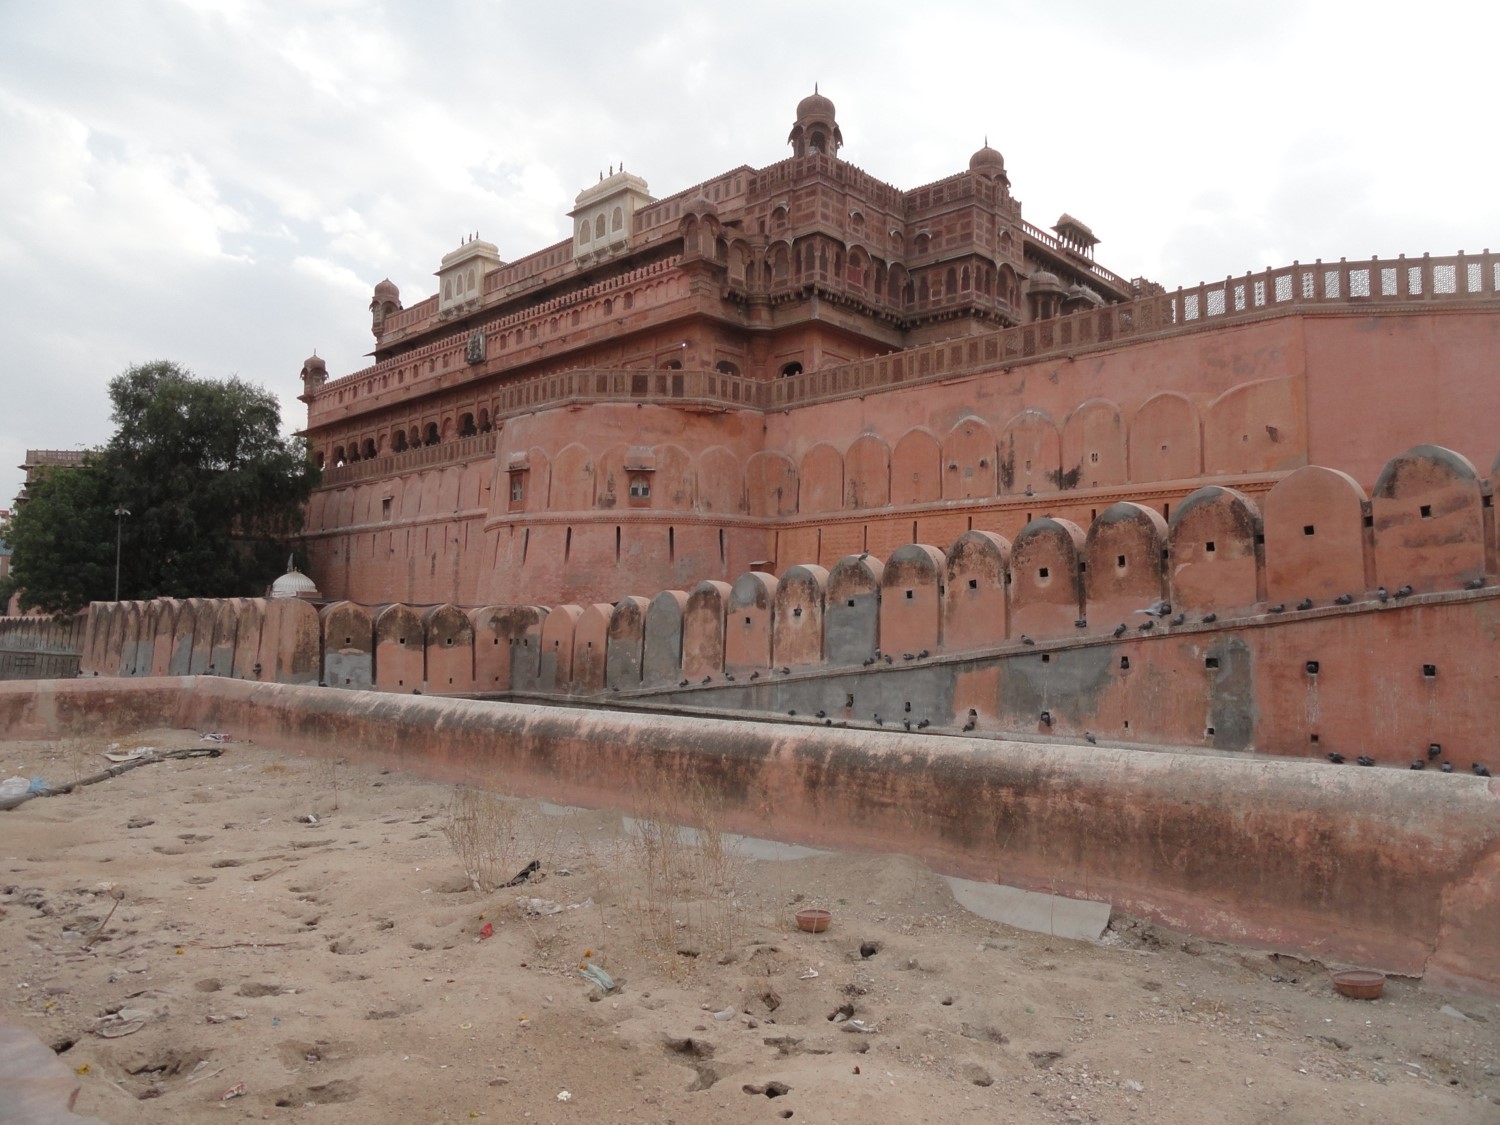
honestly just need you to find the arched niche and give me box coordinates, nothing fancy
[726,572,778,672]
[683,580,731,680]
[825,554,883,665]
[697,446,744,514]
[423,603,475,694]
[572,603,614,693]
[549,443,595,511]
[1129,391,1202,483]
[941,416,998,500]
[1062,399,1126,490]
[844,433,891,510]
[891,428,941,505]
[999,409,1061,494]
[746,451,798,518]
[1203,376,1305,476]
[374,603,425,693]
[322,601,375,690]
[799,443,844,513]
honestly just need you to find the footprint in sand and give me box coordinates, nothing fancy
[209,859,244,869]
[273,1078,359,1107]
[237,981,284,998]
[185,875,216,886]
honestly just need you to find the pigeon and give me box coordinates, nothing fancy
[962,717,977,732]
[1113,623,1128,638]
[1138,619,1155,631]
[1084,732,1098,745]
[1441,762,1454,773]
[903,718,912,731]
[1075,618,1088,629]
[824,718,832,726]
[1296,598,1313,611]
[780,666,791,675]
[1333,593,1354,605]
[724,672,735,681]
[1327,752,1345,764]
[1475,764,1493,778]
[1428,743,1442,760]
[883,654,893,664]
[701,675,712,684]
[873,714,883,726]
[917,649,929,659]
[1039,710,1052,727]
[1464,577,1485,590]
[863,657,876,666]
[1021,634,1036,645]
[788,709,796,716]
[1376,587,1389,602]
[678,679,689,687]
[902,652,915,661]
[1356,755,1376,766]
[1202,613,1217,624]
[917,719,930,729]
[749,670,760,680]
[1409,759,1425,770]
[816,710,826,718]
[1135,600,1172,617]
[1268,603,1286,614]
[1394,585,1413,598]
[1170,613,1185,626]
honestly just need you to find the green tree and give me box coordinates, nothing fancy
[2,361,318,613]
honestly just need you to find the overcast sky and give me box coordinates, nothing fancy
[3,1,1496,510]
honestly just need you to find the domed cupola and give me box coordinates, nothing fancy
[788,85,843,159]
[369,277,402,337]
[269,556,320,601]
[299,352,328,394]
[968,139,1009,187]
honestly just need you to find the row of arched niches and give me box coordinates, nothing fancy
[83,445,1497,698]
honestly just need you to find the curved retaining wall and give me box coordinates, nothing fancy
[3,676,1496,998]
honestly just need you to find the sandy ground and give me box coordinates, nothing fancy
[0,728,1496,1124]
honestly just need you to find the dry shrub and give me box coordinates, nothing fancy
[441,786,522,893]
[631,776,746,966]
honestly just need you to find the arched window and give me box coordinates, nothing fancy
[612,206,623,230]
[424,422,439,446]
[623,292,634,310]
[961,265,971,291]
[362,438,377,459]
[408,426,420,449]
[580,223,591,243]
[780,361,803,378]
[392,430,408,453]
[478,408,491,433]
[443,279,452,299]
[333,446,346,467]
[459,412,476,437]
[918,276,930,301]
[602,297,613,315]
[663,359,682,370]
[315,451,326,470]
[595,215,606,239]
[946,267,957,295]
[467,269,475,291]
[715,360,740,376]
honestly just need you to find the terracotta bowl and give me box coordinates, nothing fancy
[1331,969,1385,1000]
[795,908,831,933]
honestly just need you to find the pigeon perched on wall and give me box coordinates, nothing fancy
[1464,577,1485,590]
[1084,732,1097,745]
[1296,598,1313,611]
[1135,600,1171,617]
[1021,634,1036,645]
[1376,587,1389,602]
[1394,585,1413,598]
[1170,613,1185,626]
[1475,763,1493,777]
[1075,618,1088,628]
[1409,759,1425,770]
[1441,761,1454,773]
[1113,623,1128,638]
[1334,593,1353,605]
[1327,752,1345,764]
[1428,743,1442,760]
[1201,613,1217,623]
[1138,620,1155,631]
[1356,755,1376,766]
[1267,604,1286,614]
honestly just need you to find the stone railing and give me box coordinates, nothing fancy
[319,430,498,487]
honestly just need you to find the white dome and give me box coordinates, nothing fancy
[270,560,320,599]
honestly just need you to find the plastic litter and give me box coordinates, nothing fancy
[712,1007,736,1021]
[27,777,50,795]
[104,748,157,763]
[220,1082,246,1101]
[578,964,615,991]
[518,897,563,916]
[479,922,494,940]
[556,1090,572,1102]
[0,777,27,801]
[841,1019,878,1033]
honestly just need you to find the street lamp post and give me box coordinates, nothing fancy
[113,507,130,601]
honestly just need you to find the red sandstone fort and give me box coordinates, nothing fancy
[9,91,1499,996]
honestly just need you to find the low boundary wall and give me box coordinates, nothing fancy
[3,676,1496,998]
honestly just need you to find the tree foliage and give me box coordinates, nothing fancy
[2,361,318,613]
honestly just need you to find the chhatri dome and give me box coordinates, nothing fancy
[969,139,1009,185]
[270,556,320,600]
[788,85,843,158]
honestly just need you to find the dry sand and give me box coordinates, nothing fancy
[1,728,1496,1124]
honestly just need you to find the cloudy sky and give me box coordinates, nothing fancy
[3,1,1496,509]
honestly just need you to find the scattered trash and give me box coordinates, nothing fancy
[0,777,31,801]
[1438,1004,1474,1022]
[798,969,819,980]
[104,748,157,763]
[578,964,616,992]
[299,814,319,825]
[1123,1079,1145,1092]
[27,777,51,795]
[205,1012,248,1024]
[518,898,563,917]
[94,1006,161,1038]
[556,1090,572,1102]
[841,1019,878,1033]
[478,922,494,940]
[712,1007,736,1021]
[201,733,234,743]
[220,1082,246,1101]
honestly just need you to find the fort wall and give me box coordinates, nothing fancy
[75,445,1499,761]
[2,675,1496,997]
